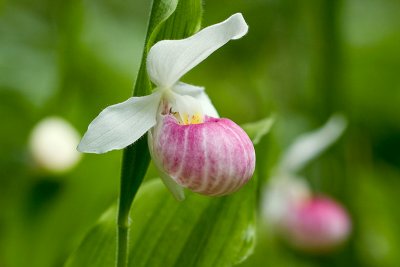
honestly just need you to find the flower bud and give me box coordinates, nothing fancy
[29,116,82,173]
[150,114,255,196]
[283,196,351,252]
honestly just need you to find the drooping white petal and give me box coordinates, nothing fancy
[158,171,185,201]
[172,82,219,118]
[78,91,162,154]
[278,114,347,173]
[147,13,248,88]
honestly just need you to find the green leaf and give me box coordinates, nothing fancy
[146,0,179,45]
[66,178,256,267]
[118,0,204,252]
[134,0,203,97]
[65,207,117,267]
[241,116,275,145]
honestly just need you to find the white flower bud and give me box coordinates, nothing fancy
[29,116,82,173]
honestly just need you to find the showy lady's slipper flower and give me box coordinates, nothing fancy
[78,14,255,199]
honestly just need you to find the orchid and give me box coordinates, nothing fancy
[78,13,255,200]
[262,175,351,252]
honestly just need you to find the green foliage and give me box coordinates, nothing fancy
[66,207,117,267]
[134,0,203,97]
[66,179,256,267]
[242,116,275,145]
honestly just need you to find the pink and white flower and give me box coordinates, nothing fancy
[78,14,255,199]
[263,176,351,252]
[262,115,350,252]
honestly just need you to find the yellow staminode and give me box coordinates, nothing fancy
[176,112,203,125]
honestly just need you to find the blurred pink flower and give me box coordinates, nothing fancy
[283,196,351,252]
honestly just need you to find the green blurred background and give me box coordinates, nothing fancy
[1,0,399,266]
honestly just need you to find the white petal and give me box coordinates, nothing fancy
[279,114,347,173]
[78,92,162,154]
[147,13,248,88]
[172,82,219,118]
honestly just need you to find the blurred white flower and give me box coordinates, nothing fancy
[262,175,311,228]
[29,116,81,173]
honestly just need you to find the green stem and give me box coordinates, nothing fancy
[117,138,151,267]
[314,0,343,119]
[117,225,129,267]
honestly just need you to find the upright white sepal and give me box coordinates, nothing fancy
[146,13,249,88]
[78,92,162,153]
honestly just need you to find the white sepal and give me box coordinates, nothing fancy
[146,13,248,88]
[279,114,347,173]
[78,91,162,154]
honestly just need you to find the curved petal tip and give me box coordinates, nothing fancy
[228,13,249,40]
